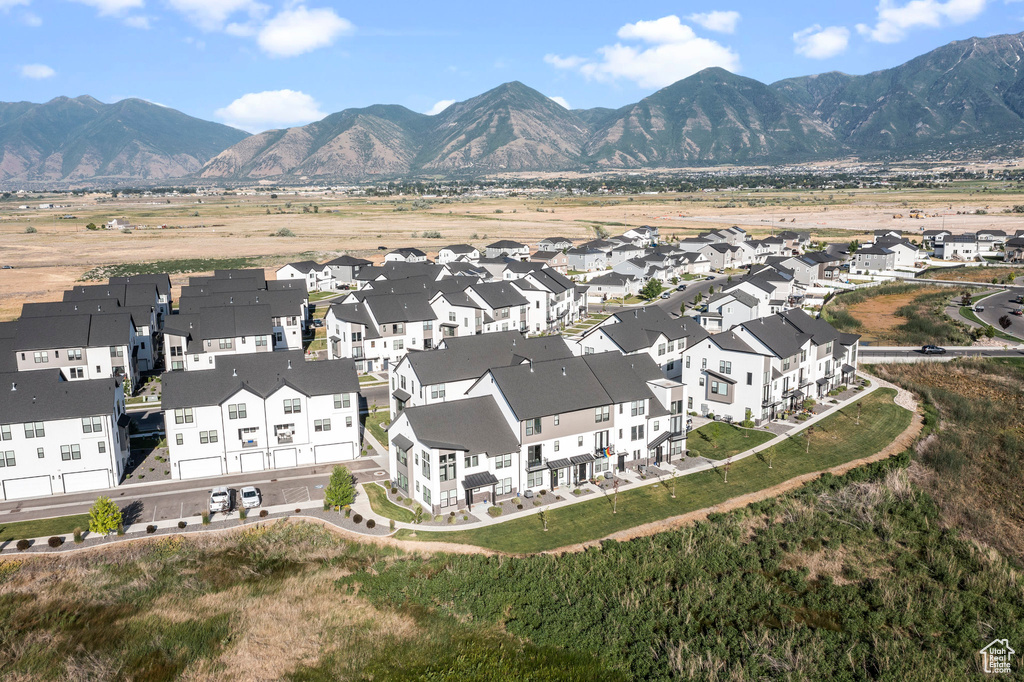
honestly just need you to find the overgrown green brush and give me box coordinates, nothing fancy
[824,284,976,345]
[79,257,262,280]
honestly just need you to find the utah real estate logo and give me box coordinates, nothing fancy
[980,639,1014,674]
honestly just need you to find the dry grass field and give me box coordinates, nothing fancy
[2,184,1024,320]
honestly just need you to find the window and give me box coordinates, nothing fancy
[110,346,124,358]
[658,343,666,356]
[594,406,610,423]
[334,393,351,409]
[396,447,408,466]
[284,398,301,414]
[688,396,693,409]
[527,470,545,488]
[464,454,479,468]
[800,349,807,362]
[423,321,433,331]
[69,367,84,379]
[631,425,644,441]
[60,445,81,461]
[228,403,247,419]
[25,422,44,438]
[653,420,660,432]
[37,447,44,458]
[199,430,219,444]
[701,358,707,369]
[439,453,456,482]
[219,339,233,350]
[430,384,446,399]
[747,372,753,386]
[82,417,102,433]
[685,356,691,368]
[554,414,560,426]
[440,489,459,508]
[711,381,728,396]
[33,351,48,364]
[174,408,194,424]
[719,360,732,375]
[392,323,404,334]
[525,418,542,436]
[421,452,431,479]
[495,453,513,469]
[345,416,353,428]
[394,339,404,350]
[422,488,431,506]
[578,436,584,447]
[554,440,560,452]
[825,341,833,354]
[499,477,512,495]
[176,434,183,446]
[0,425,9,441]
[449,312,456,322]
[783,358,791,371]
[0,451,13,467]
[69,349,82,360]
[630,400,645,417]
[256,336,268,347]
[314,419,331,432]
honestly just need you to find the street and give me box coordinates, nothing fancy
[970,288,1024,339]
[594,272,727,319]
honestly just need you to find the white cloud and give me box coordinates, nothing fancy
[166,0,267,32]
[67,0,144,16]
[543,54,586,69]
[793,24,850,58]
[215,89,326,132]
[21,10,41,25]
[256,5,353,57]
[547,15,739,89]
[686,10,741,34]
[0,0,28,10]
[549,95,570,109]
[856,0,986,43]
[20,63,55,79]
[424,99,455,115]
[123,14,150,28]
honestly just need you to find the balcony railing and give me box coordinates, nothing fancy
[526,458,544,471]
[277,435,294,445]
[241,439,259,448]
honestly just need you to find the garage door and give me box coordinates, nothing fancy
[240,451,265,473]
[3,475,52,500]
[178,457,224,480]
[63,469,110,494]
[273,448,297,469]
[315,442,355,463]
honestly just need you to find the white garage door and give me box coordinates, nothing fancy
[4,475,52,500]
[63,469,110,494]
[240,451,265,473]
[273,448,297,469]
[179,457,224,480]
[315,442,355,463]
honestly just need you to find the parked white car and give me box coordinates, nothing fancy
[240,486,261,509]
[209,487,233,513]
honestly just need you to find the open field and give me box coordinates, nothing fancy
[4,183,1024,318]
[684,422,775,460]
[919,265,1023,283]
[824,282,978,345]
[395,388,910,553]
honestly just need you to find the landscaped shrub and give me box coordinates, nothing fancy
[201,511,210,525]
[295,508,301,514]
[352,513,363,524]
[517,504,524,510]
[239,508,247,520]
[259,509,268,518]
[16,539,30,551]
[488,506,503,517]
[177,521,187,529]
[47,536,63,548]
[146,525,157,534]
[344,508,351,518]
[389,519,396,531]
[366,519,376,529]
[73,528,83,544]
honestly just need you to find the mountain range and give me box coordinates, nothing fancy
[6,30,1024,187]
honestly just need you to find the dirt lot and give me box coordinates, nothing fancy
[920,266,1022,283]
[845,287,948,343]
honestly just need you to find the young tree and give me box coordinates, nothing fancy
[806,426,815,454]
[640,278,664,300]
[539,507,548,532]
[960,291,973,307]
[324,466,356,509]
[88,496,122,535]
[999,314,1012,330]
[670,470,677,498]
[723,457,733,483]
[856,401,863,426]
[757,447,776,469]
[612,478,620,515]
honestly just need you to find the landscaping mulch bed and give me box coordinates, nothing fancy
[384,487,480,526]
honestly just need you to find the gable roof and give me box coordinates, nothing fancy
[0,371,119,422]
[401,396,519,455]
[740,315,812,359]
[406,331,572,385]
[324,254,372,267]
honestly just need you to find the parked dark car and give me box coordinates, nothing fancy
[311,319,324,328]
[921,345,947,355]
[676,284,686,291]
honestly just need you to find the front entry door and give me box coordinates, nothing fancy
[617,454,625,472]
[577,463,586,483]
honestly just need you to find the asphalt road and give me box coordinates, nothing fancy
[971,288,1024,339]
[0,458,387,524]
[860,347,1024,361]
[596,272,727,319]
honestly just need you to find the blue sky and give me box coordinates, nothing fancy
[1,0,1017,132]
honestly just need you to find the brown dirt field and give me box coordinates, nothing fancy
[843,287,946,343]
[921,266,1023,283]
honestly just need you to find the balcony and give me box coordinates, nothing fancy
[526,457,545,471]
[277,435,294,445]
[241,439,259,448]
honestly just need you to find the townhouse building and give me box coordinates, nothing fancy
[108,273,173,322]
[682,309,859,423]
[529,250,568,274]
[275,261,335,292]
[850,245,896,274]
[566,246,608,272]
[161,352,360,479]
[485,240,530,259]
[163,305,274,371]
[0,370,130,500]
[384,248,428,263]
[387,351,685,513]
[538,237,574,251]
[325,255,373,284]
[437,244,480,264]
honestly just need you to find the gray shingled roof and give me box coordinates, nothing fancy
[324,255,372,267]
[740,315,811,359]
[0,370,118,422]
[161,352,357,410]
[470,282,529,309]
[408,331,571,385]
[401,396,519,455]
[12,314,133,351]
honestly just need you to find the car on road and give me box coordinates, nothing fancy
[1012,296,1024,304]
[240,486,261,509]
[705,275,714,281]
[973,305,985,312]
[209,487,233,512]
[310,319,324,328]
[1014,308,1024,317]
[676,284,686,291]
[660,292,671,299]
[921,345,947,355]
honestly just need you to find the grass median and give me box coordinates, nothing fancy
[363,483,415,523]
[0,514,92,542]
[395,388,911,553]
[685,422,774,460]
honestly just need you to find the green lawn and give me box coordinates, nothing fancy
[396,388,910,553]
[685,422,774,460]
[0,513,91,542]
[363,483,415,523]
[363,410,391,446]
[358,375,380,384]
